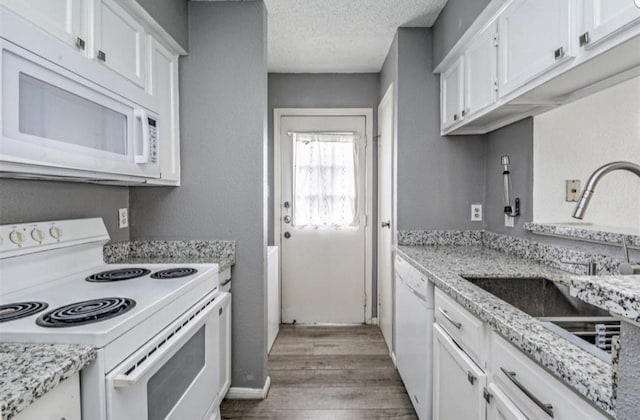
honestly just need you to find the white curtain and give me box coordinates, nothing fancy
[291,132,359,230]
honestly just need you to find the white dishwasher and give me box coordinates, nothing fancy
[394,254,434,420]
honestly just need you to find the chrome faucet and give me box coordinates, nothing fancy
[572,161,640,220]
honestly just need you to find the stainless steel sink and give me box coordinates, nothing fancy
[463,277,618,363]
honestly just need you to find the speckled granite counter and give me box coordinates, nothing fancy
[104,240,236,272]
[0,343,94,420]
[525,222,640,248]
[571,275,640,322]
[395,244,616,416]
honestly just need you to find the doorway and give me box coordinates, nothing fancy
[274,109,373,325]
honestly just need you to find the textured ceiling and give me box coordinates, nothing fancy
[264,0,448,73]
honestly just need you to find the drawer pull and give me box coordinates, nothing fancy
[501,367,554,418]
[438,308,462,329]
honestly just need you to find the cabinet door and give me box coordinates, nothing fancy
[498,0,574,97]
[1,0,86,51]
[148,36,181,183]
[486,383,527,420]
[93,0,146,87]
[441,57,465,130]
[216,294,232,404]
[433,324,486,420]
[580,0,640,48]
[464,21,498,118]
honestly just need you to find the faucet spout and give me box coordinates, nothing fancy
[572,161,640,219]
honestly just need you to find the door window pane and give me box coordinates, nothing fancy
[19,73,127,154]
[292,133,359,229]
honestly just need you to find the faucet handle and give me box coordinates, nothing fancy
[620,237,640,275]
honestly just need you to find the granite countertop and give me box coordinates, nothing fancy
[395,244,616,416]
[0,343,95,420]
[104,240,236,273]
[571,275,640,322]
[525,222,640,248]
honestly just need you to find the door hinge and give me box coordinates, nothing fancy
[483,387,493,404]
[364,214,368,227]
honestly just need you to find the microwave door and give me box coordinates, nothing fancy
[1,41,160,178]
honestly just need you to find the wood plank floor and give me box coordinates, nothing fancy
[221,325,417,419]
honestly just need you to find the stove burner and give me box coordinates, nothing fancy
[86,268,150,282]
[150,268,198,279]
[0,302,49,323]
[36,297,136,327]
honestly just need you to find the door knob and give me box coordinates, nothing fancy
[284,232,291,239]
[381,220,391,228]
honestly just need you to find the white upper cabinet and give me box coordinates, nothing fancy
[464,21,498,118]
[1,0,87,51]
[92,0,146,88]
[147,36,181,184]
[578,0,640,48]
[441,57,465,130]
[498,0,574,98]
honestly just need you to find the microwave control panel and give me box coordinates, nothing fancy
[149,118,159,164]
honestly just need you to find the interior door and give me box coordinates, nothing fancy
[280,115,367,324]
[378,86,394,349]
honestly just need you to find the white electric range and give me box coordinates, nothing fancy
[0,218,230,420]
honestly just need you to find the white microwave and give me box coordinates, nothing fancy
[0,38,160,180]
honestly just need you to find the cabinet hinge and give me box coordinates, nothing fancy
[493,34,499,47]
[483,387,493,404]
[493,81,499,93]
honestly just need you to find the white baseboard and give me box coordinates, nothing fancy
[225,376,271,400]
[391,351,397,367]
[369,317,379,325]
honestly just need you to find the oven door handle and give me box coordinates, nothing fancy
[112,293,221,388]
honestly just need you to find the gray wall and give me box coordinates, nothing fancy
[431,0,491,68]
[129,0,269,389]
[136,0,188,50]
[0,179,129,241]
[267,73,380,245]
[483,118,533,237]
[394,28,485,231]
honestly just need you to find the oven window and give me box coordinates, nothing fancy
[147,326,205,420]
[19,73,127,155]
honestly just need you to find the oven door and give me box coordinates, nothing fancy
[106,291,229,420]
[0,39,160,179]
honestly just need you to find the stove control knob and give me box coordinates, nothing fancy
[9,230,26,246]
[50,226,63,241]
[31,228,46,243]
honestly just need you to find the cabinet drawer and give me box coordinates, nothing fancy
[490,332,609,420]
[434,288,484,364]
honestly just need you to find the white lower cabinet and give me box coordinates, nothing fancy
[216,293,232,404]
[14,373,81,420]
[433,324,486,420]
[433,287,610,420]
[486,383,527,420]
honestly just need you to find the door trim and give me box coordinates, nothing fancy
[274,108,374,324]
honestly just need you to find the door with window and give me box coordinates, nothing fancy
[279,115,367,324]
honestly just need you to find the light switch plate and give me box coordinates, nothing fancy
[118,208,129,229]
[504,214,515,228]
[471,204,483,221]
[566,180,581,202]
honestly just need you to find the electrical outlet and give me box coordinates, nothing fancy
[471,204,483,221]
[118,208,129,229]
[566,180,581,202]
[504,214,515,228]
